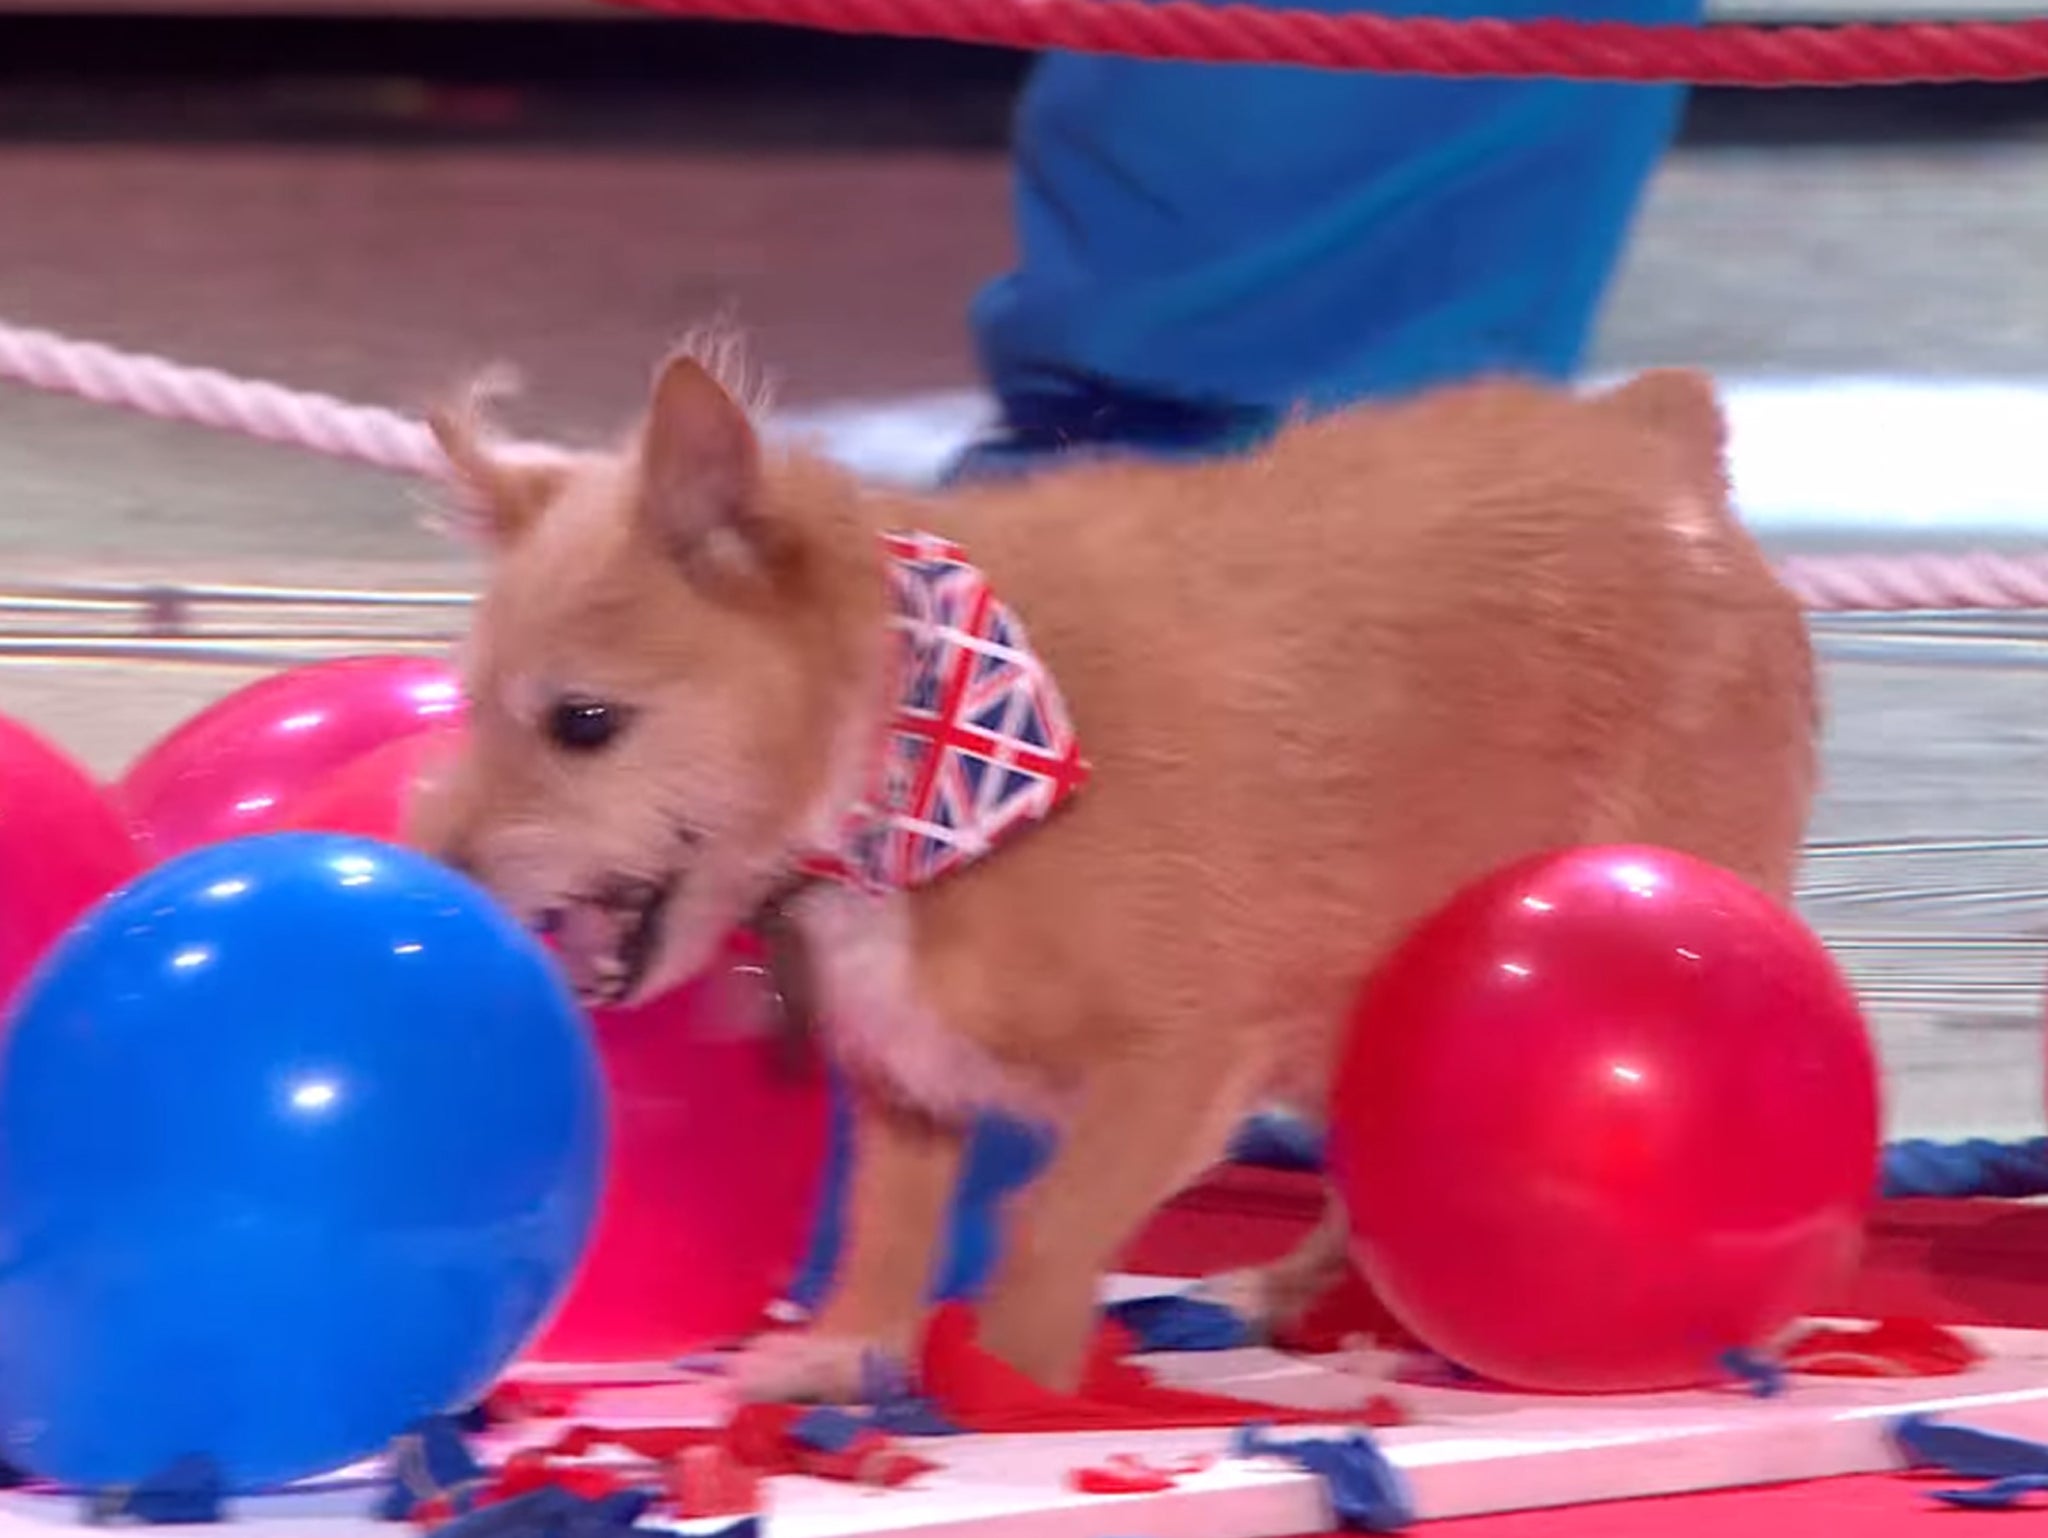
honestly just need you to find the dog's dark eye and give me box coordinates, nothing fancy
[546,696,629,753]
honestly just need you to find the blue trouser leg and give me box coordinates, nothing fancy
[967,0,1700,459]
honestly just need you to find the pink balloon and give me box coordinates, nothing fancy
[119,656,464,861]
[270,727,466,843]
[528,940,832,1363]
[0,716,140,1010]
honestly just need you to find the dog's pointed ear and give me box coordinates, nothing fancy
[429,378,570,549]
[635,350,780,591]
[1598,368,1728,492]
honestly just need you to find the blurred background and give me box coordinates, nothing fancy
[0,0,2046,1138]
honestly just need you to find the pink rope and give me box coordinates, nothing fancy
[0,320,441,478]
[1,316,2042,615]
[1779,551,2048,612]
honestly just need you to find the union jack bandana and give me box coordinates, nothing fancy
[804,531,1090,893]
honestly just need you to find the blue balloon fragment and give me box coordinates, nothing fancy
[84,1454,225,1525]
[1893,1414,2048,1509]
[869,1397,963,1438]
[790,1409,867,1456]
[377,1415,490,1522]
[1718,1349,1787,1399]
[851,1353,961,1436]
[0,833,607,1494]
[1893,1414,2048,1481]
[1107,1295,1252,1353]
[1931,1475,2048,1511]
[434,1486,655,1538]
[1233,1423,1414,1533]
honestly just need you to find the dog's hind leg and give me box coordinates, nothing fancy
[734,1081,966,1403]
[1199,1187,1356,1340]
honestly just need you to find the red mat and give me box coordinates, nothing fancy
[1430,1471,1946,1538]
[1120,1166,2048,1534]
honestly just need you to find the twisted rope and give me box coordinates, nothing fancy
[5,317,2048,615]
[601,0,2048,86]
[1780,554,2048,613]
[0,322,441,479]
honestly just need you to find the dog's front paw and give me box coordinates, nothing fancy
[731,1329,909,1404]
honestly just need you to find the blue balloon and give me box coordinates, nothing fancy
[0,833,606,1492]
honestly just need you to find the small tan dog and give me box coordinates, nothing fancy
[414,342,1816,1404]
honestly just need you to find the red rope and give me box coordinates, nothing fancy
[598,0,2048,86]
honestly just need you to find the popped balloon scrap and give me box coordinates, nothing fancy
[360,1301,1408,1538]
[668,1445,764,1520]
[853,1352,965,1436]
[1892,1414,2048,1510]
[85,1454,226,1525]
[916,1302,1405,1432]
[425,1487,657,1538]
[376,1416,490,1523]
[1066,1452,1216,1495]
[1781,1318,1981,1377]
[1104,1295,1252,1353]
[1123,1264,1977,1394]
[97,1293,1978,1534]
[1694,1318,1980,1405]
[1232,1424,1413,1534]
[375,1400,944,1535]
[1716,1349,1788,1399]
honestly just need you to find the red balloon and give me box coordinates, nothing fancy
[528,938,832,1362]
[119,656,464,861]
[273,722,831,1361]
[0,716,139,1010]
[1329,844,1879,1394]
[271,727,466,842]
